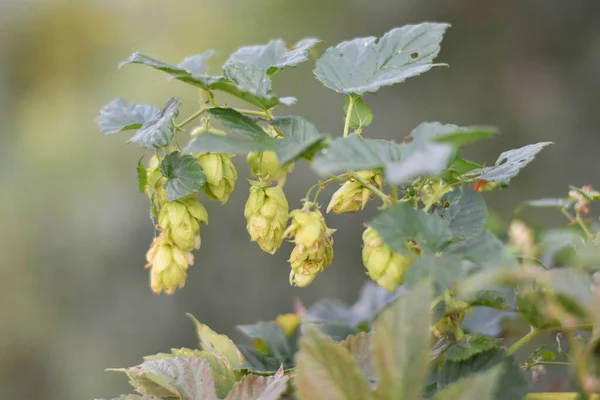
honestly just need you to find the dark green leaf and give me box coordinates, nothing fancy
[437,349,527,400]
[372,281,433,399]
[271,116,326,165]
[368,203,453,256]
[385,142,454,184]
[314,23,450,95]
[445,231,518,269]
[224,369,289,400]
[443,157,482,183]
[442,189,488,239]
[464,290,509,309]
[128,98,180,149]
[469,142,553,184]
[236,345,288,374]
[295,329,370,400]
[343,95,373,129]
[542,268,595,317]
[432,365,504,400]
[444,334,501,362]
[311,135,403,176]
[207,108,266,138]
[404,254,466,295]
[185,132,266,155]
[237,321,296,368]
[430,126,497,147]
[160,151,206,202]
[98,98,160,134]
[137,158,147,193]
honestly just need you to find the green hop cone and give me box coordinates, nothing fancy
[327,170,383,214]
[197,153,238,204]
[284,207,335,287]
[158,196,209,252]
[362,227,414,292]
[145,232,194,295]
[420,179,453,209]
[145,155,168,207]
[247,151,294,185]
[244,184,289,254]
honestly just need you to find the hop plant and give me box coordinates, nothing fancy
[284,206,335,287]
[158,197,209,251]
[362,227,415,292]
[144,155,167,207]
[326,170,383,214]
[196,153,238,204]
[145,233,194,295]
[244,184,289,254]
[247,151,293,185]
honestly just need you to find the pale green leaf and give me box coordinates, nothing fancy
[128,98,180,149]
[404,254,466,295]
[314,23,450,95]
[295,329,371,400]
[367,203,453,257]
[188,314,244,368]
[225,368,289,400]
[98,98,160,134]
[270,116,326,165]
[185,132,266,155]
[445,231,517,269]
[442,189,488,239]
[444,334,501,362]
[385,142,454,184]
[371,281,433,400]
[344,95,374,129]
[340,332,378,389]
[137,158,147,193]
[432,364,504,400]
[160,151,206,202]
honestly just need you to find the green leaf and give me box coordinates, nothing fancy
[207,108,267,138]
[372,281,433,400]
[401,122,496,156]
[385,141,454,184]
[444,334,501,362]
[224,38,320,96]
[343,95,373,129]
[270,116,326,165]
[235,345,291,375]
[368,203,453,257]
[295,328,371,400]
[464,290,509,310]
[198,352,237,398]
[185,132,266,155]
[340,333,378,388]
[432,364,504,400]
[469,142,553,184]
[443,157,482,183]
[129,98,180,149]
[445,231,517,269]
[574,242,600,270]
[188,314,244,368]
[137,158,147,193]
[314,23,450,95]
[236,321,296,372]
[311,135,403,176]
[160,151,206,202]
[437,348,528,400]
[442,189,488,239]
[98,98,160,134]
[224,368,289,400]
[404,254,467,295]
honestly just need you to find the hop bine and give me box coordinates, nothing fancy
[327,170,383,214]
[196,153,238,204]
[244,184,289,254]
[284,206,335,287]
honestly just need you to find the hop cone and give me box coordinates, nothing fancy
[145,155,168,206]
[327,170,383,214]
[247,151,293,185]
[284,208,335,287]
[197,153,237,204]
[362,227,413,292]
[145,233,194,295]
[158,197,208,252]
[244,185,289,254]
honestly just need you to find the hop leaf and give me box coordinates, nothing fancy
[160,152,206,202]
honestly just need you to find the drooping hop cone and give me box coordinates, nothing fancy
[362,227,413,292]
[244,185,289,254]
[327,170,383,214]
[197,153,238,204]
[158,197,208,252]
[145,233,194,295]
[247,150,293,185]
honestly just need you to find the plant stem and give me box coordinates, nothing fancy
[561,208,594,240]
[236,108,270,118]
[176,108,207,130]
[350,171,391,205]
[391,186,399,203]
[530,361,573,367]
[507,327,539,356]
[205,90,218,107]
[343,96,354,138]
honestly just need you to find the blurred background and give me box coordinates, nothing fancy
[2,0,600,398]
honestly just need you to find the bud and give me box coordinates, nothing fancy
[244,185,289,254]
[327,170,383,214]
[420,179,453,209]
[145,233,194,295]
[197,153,238,204]
[145,155,167,206]
[284,208,335,287]
[158,197,208,252]
[275,313,301,336]
[247,151,293,185]
[362,227,413,292]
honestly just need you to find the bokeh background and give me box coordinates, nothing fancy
[2,0,600,398]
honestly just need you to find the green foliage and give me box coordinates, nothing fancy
[98,22,600,399]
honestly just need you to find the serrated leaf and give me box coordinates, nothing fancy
[311,135,403,176]
[372,281,433,400]
[385,141,454,184]
[235,345,290,375]
[444,334,501,362]
[225,368,289,400]
[432,364,504,400]
[295,329,371,400]
[188,314,244,368]
[314,23,450,95]
[404,254,467,295]
[98,98,161,134]
[445,231,517,269]
[237,321,295,363]
[464,290,509,309]
[199,352,237,398]
[207,108,267,138]
[442,189,488,239]
[271,116,326,165]
[469,142,553,184]
[368,203,453,256]
[437,348,527,400]
[128,98,180,149]
[160,151,206,202]
[344,95,374,129]
[443,157,482,183]
[340,332,378,388]
[137,158,147,193]
[401,122,496,156]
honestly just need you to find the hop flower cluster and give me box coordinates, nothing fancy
[284,207,335,287]
[362,227,413,292]
[197,153,237,204]
[145,197,208,294]
[244,185,289,254]
[327,170,383,214]
[247,151,293,185]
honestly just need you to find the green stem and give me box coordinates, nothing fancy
[350,171,391,205]
[343,96,354,138]
[205,90,218,107]
[304,176,342,203]
[507,327,540,356]
[236,108,270,118]
[176,108,207,130]
[391,186,399,203]
[530,361,573,367]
